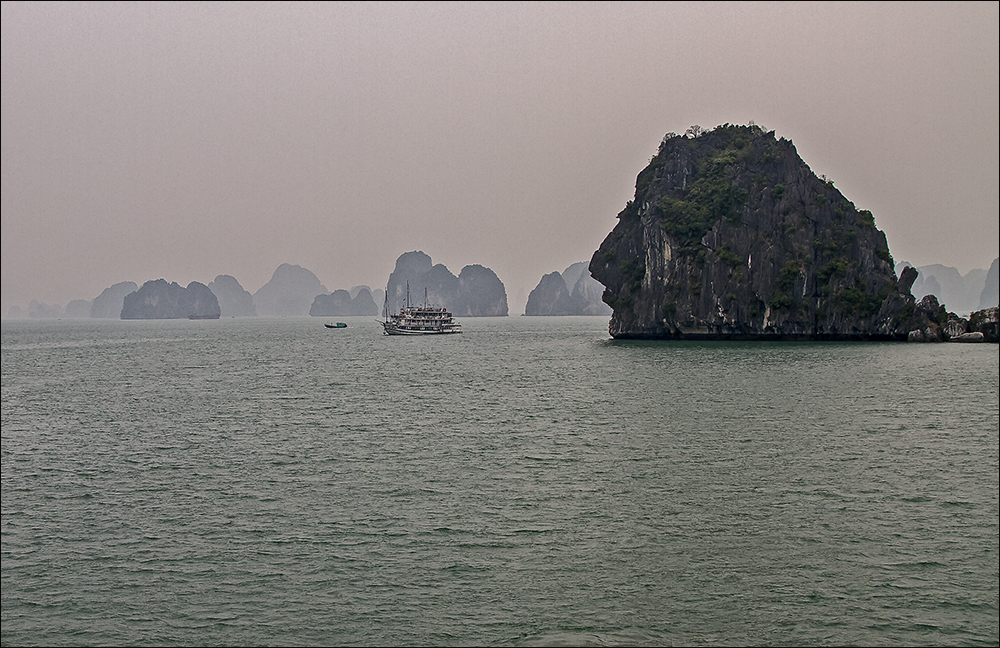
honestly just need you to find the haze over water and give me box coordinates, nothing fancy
[2,317,997,646]
[2,2,997,315]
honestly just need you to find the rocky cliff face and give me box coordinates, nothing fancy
[385,251,508,316]
[121,279,220,319]
[455,264,508,316]
[525,262,612,316]
[525,272,576,316]
[590,124,930,340]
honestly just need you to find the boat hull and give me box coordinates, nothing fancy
[382,323,461,335]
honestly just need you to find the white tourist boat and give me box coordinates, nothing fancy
[380,284,462,336]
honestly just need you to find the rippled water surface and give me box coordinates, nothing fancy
[2,316,998,646]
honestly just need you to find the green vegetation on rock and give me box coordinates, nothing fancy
[590,122,931,340]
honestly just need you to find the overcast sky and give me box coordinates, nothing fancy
[2,1,997,315]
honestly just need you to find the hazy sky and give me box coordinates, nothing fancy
[3,1,998,315]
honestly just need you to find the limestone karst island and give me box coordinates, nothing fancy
[589,124,995,341]
[5,125,998,340]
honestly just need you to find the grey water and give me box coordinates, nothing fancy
[1,316,997,647]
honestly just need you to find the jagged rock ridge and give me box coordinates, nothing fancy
[121,279,221,319]
[310,287,378,317]
[385,251,508,317]
[590,124,932,340]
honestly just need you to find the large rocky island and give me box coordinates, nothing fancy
[120,279,221,320]
[253,264,328,317]
[590,124,942,340]
[385,251,508,317]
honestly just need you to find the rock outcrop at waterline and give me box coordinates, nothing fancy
[589,124,934,340]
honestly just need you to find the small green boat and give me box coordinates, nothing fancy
[325,322,347,329]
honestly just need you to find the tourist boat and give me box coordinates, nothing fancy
[380,284,462,336]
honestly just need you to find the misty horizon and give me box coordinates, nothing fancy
[3,2,998,316]
[0,252,601,317]
[6,250,999,321]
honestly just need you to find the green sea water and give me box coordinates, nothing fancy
[2,316,997,646]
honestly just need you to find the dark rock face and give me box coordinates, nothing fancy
[121,279,221,319]
[590,124,932,340]
[183,282,221,319]
[951,306,999,343]
[208,274,256,317]
[905,295,949,342]
[525,262,612,316]
[253,264,327,317]
[526,271,576,315]
[456,264,508,316]
[310,287,378,317]
[978,321,999,343]
[385,251,508,316]
[385,251,439,311]
[91,281,138,318]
